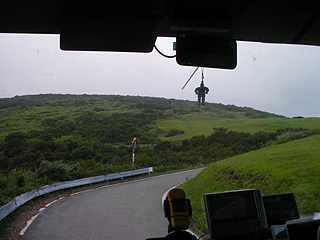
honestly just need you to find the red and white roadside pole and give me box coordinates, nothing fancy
[132,138,139,168]
[132,148,135,168]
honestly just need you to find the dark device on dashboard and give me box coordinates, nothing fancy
[263,193,300,226]
[204,189,268,240]
[271,225,290,240]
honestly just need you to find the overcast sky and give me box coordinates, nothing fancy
[0,34,319,117]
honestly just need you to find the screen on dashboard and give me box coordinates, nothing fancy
[206,192,259,223]
[263,193,299,222]
[204,190,268,239]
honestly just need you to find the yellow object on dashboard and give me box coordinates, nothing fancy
[165,188,191,230]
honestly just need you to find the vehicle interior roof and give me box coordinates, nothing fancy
[1,0,319,50]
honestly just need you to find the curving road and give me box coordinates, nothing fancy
[23,168,203,240]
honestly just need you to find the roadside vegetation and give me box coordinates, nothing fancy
[0,94,319,208]
[180,135,320,233]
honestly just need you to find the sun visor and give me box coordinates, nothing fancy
[60,15,159,53]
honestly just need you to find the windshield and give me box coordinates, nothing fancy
[0,32,320,240]
[1,34,319,117]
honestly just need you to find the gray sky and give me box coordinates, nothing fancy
[0,34,320,117]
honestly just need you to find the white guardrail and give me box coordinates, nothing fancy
[0,167,153,221]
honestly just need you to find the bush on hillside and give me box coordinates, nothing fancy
[165,129,185,137]
[277,132,308,143]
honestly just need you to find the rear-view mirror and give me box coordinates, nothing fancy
[176,34,237,69]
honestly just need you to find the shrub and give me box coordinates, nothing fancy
[36,160,72,182]
[277,132,308,143]
[165,129,185,137]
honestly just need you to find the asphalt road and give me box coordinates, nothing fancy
[23,168,203,240]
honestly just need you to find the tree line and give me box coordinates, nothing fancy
[0,94,292,206]
[1,125,310,206]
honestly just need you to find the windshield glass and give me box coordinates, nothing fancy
[0,33,320,240]
[1,34,319,117]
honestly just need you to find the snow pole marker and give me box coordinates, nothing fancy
[132,148,135,168]
[132,138,139,168]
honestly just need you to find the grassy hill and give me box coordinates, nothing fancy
[1,94,319,142]
[157,114,320,140]
[0,94,320,207]
[180,135,320,232]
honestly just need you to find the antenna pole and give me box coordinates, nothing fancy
[182,67,199,90]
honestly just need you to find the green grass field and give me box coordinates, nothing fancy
[157,114,320,140]
[180,135,320,232]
